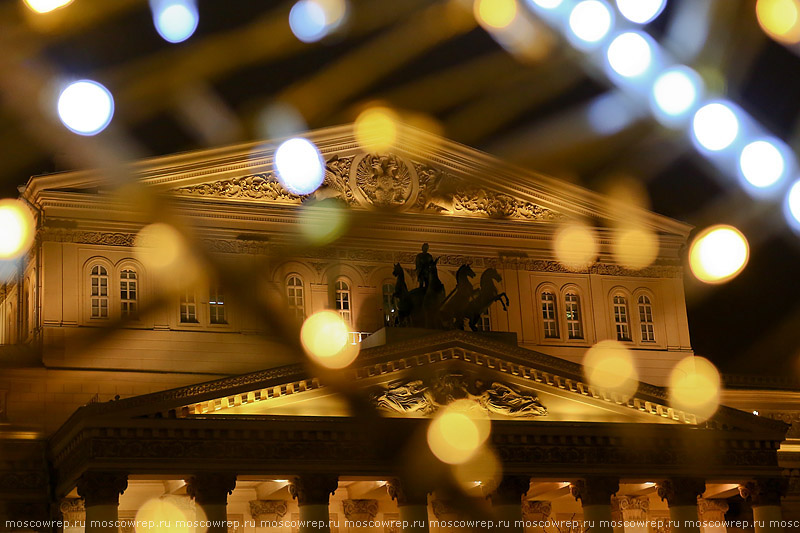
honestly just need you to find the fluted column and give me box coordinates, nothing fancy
[185,473,237,533]
[657,478,705,533]
[739,478,788,533]
[76,472,127,533]
[387,478,430,533]
[522,501,551,533]
[614,496,649,533]
[484,476,530,533]
[697,499,729,533]
[570,477,619,533]
[289,474,338,533]
[249,500,288,531]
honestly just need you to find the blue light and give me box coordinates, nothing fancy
[606,32,652,78]
[739,139,786,190]
[651,66,701,121]
[289,0,328,43]
[568,0,614,47]
[786,179,800,229]
[615,0,667,24]
[692,102,739,152]
[151,0,199,44]
[275,138,325,195]
[57,80,114,136]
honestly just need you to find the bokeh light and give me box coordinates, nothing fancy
[0,200,35,260]
[668,356,721,423]
[651,66,701,120]
[300,310,359,369]
[151,0,199,44]
[787,179,800,227]
[134,223,201,288]
[553,223,598,270]
[427,400,491,465]
[756,0,800,44]
[57,80,114,136]
[583,340,639,401]
[739,139,786,189]
[529,0,562,8]
[299,200,350,245]
[474,0,518,29]
[607,32,652,78]
[354,107,398,152]
[688,225,749,284]
[615,0,666,24]
[452,445,502,493]
[257,102,307,139]
[274,138,325,195]
[135,498,192,533]
[568,0,613,45]
[612,227,658,269]
[691,102,739,152]
[289,0,348,43]
[23,0,72,13]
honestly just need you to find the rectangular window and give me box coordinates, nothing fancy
[638,296,655,342]
[180,290,198,323]
[476,310,491,332]
[120,270,138,319]
[565,293,583,340]
[209,285,226,325]
[90,266,109,318]
[541,292,558,338]
[335,280,351,324]
[613,295,631,341]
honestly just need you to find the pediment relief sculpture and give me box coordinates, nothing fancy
[175,152,562,221]
[371,373,547,418]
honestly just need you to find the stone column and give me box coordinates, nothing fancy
[656,478,705,533]
[387,478,429,533]
[249,500,288,531]
[59,498,85,532]
[697,499,728,533]
[521,501,551,533]
[570,477,619,533]
[289,474,339,533]
[484,475,531,533]
[614,496,649,533]
[739,478,788,533]
[75,472,128,533]
[185,473,237,533]
[342,500,378,531]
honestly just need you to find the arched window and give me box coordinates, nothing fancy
[209,284,226,324]
[120,269,138,319]
[540,291,558,338]
[286,275,305,320]
[638,295,655,342]
[564,291,583,340]
[382,282,396,327]
[335,279,351,324]
[90,265,109,318]
[613,294,631,341]
[180,289,198,323]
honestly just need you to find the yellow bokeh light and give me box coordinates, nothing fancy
[134,222,202,288]
[613,227,659,270]
[756,0,800,43]
[553,223,598,271]
[299,200,349,245]
[316,0,348,28]
[23,0,73,14]
[354,107,398,152]
[688,225,749,284]
[451,444,501,493]
[583,340,639,401]
[474,0,518,29]
[135,498,191,533]
[300,310,359,369]
[0,200,35,260]
[669,356,721,423]
[427,399,491,465]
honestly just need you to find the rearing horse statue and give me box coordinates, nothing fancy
[393,258,445,328]
[439,263,477,329]
[465,268,509,331]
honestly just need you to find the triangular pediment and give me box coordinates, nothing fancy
[57,330,785,439]
[23,124,691,237]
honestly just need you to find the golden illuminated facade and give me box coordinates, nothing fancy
[0,125,798,533]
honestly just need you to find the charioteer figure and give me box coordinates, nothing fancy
[415,243,434,289]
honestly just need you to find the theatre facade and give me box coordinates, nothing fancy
[1,125,798,533]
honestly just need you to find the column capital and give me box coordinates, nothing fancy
[738,477,788,507]
[698,498,729,516]
[249,500,288,519]
[289,474,338,506]
[342,499,379,521]
[522,500,551,520]
[570,477,619,506]
[76,472,128,507]
[386,478,429,507]
[485,475,531,506]
[613,495,650,512]
[185,473,237,505]
[59,498,86,523]
[656,478,705,507]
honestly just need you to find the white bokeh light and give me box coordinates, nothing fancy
[23,0,72,13]
[739,140,785,189]
[275,138,325,195]
[529,0,563,8]
[151,0,199,44]
[57,80,115,136]
[652,66,700,118]
[607,32,652,78]
[787,179,800,226]
[615,0,667,24]
[569,0,613,44]
[692,102,739,151]
[289,0,347,43]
